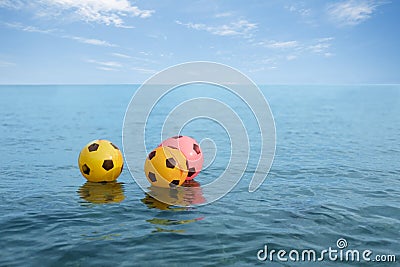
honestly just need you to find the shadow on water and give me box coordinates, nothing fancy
[77,181,125,204]
[141,180,205,233]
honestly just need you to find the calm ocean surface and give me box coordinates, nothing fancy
[0,85,399,266]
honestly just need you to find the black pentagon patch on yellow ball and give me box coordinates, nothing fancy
[193,143,200,154]
[166,158,176,168]
[148,172,157,182]
[82,164,90,175]
[102,159,114,171]
[148,150,156,160]
[188,167,196,177]
[88,143,99,152]
[169,180,180,188]
[110,142,119,150]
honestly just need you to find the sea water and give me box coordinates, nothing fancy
[0,84,399,266]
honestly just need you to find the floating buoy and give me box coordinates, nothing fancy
[144,146,188,188]
[159,135,203,180]
[78,139,124,182]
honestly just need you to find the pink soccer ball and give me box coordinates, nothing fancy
[159,135,203,180]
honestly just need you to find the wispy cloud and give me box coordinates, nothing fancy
[0,60,16,67]
[285,4,311,17]
[67,36,117,47]
[248,66,277,73]
[327,0,385,26]
[262,40,299,49]
[254,36,334,63]
[111,52,132,59]
[87,59,122,68]
[0,0,154,27]
[4,22,54,34]
[111,52,159,65]
[215,12,233,18]
[286,55,297,61]
[131,67,156,74]
[0,0,25,9]
[176,19,257,37]
[96,66,118,71]
[4,21,118,47]
[110,52,158,73]
[308,42,331,53]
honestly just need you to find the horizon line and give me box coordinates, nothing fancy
[0,83,399,86]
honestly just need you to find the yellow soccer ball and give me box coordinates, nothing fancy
[78,139,124,182]
[144,146,188,188]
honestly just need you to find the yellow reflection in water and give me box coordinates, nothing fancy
[142,180,206,209]
[141,180,205,233]
[78,181,125,204]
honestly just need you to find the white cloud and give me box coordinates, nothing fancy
[96,66,118,71]
[215,12,233,18]
[327,0,385,26]
[87,59,122,70]
[0,0,24,9]
[0,60,16,67]
[4,21,118,47]
[4,22,54,34]
[317,37,335,42]
[139,51,152,56]
[131,67,156,74]
[176,19,257,37]
[308,43,331,53]
[1,0,154,27]
[265,40,299,49]
[248,67,265,73]
[67,36,117,47]
[285,4,311,17]
[254,36,334,64]
[147,33,168,40]
[111,52,132,59]
[307,37,334,54]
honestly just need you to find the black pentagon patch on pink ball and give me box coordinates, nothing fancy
[148,172,157,182]
[193,144,200,154]
[172,135,183,139]
[102,160,114,171]
[169,180,180,188]
[82,164,90,175]
[148,150,156,160]
[88,143,99,152]
[188,167,196,177]
[166,158,176,168]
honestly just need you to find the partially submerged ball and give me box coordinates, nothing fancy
[144,146,188,188]
[159,135,203,180]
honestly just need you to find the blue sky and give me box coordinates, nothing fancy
[0,0,399,84]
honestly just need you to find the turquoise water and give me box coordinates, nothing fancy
[0,85,399,266]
